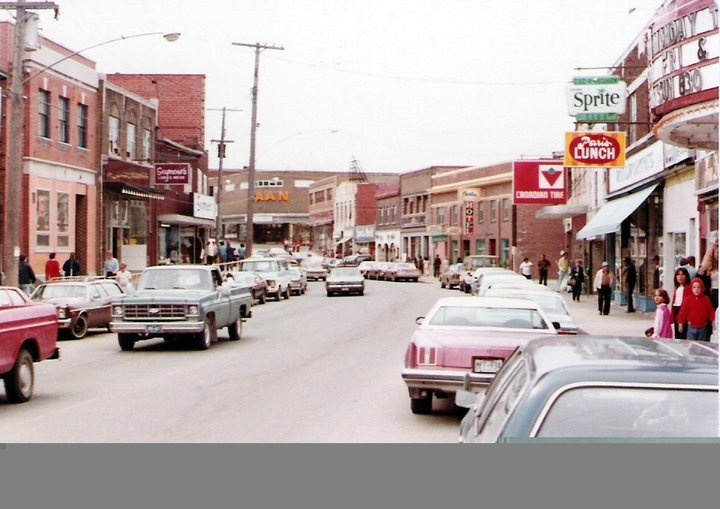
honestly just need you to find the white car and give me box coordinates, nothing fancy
[484,288,579,334]
[473,271,529,296]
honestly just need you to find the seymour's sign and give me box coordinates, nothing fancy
[564,132,626,167]
[155,163,190,184]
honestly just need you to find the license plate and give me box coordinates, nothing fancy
[146,324,162,333]
[341,287,349,291]
[474,359,503,373]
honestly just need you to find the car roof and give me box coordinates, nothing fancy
[430,296,544,310]
[522,336,719,382]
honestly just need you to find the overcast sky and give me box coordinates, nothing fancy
[2,1,664,173]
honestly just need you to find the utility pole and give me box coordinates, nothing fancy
[231,42,284,257]
[1,1,59,287]
[209,107,240,241]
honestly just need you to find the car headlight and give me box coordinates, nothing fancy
[187,305,199,317]
[112,305,124,317]
[57,306,67,319]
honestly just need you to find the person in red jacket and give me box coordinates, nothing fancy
[677,278,715,341]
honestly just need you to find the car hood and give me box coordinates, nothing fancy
[410,328,556,368]
[117,289,220,303]
[37,297,86,306]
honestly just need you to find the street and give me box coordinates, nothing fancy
[1,274,685,443]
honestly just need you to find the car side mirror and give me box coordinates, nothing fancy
[552,321,561,330]
[415,316,425,325]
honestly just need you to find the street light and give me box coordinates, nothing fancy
[2,19,179,286]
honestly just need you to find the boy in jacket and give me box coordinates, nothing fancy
[677,278,715,341]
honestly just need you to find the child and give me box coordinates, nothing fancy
[677,278,715,341]
[651,289,673,339]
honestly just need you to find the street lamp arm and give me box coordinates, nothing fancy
[22,31,181,84]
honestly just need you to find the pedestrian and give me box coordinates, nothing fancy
[433,255,441,278]
[206,240,217,265]
[519,257,533,280]
[537,254,550,286]
[569,258,585,302]
[679,255,697,279]
[218,241,227,264]
[103,250,119,277]
[417,256,425,275]
[423,256,430,277]
[670,267,692,339]
[623,256,637,313]
[18,254,37,296]
[62,252,81,277]
[652,254,661,289]
[557,250,570,291]
[677,278,715,341]
[115,262,134,294]
[237,242,247,260]
[594,261,615,315]
[696,241,718,310]
[45,252,61,280]
[649,289,674,339]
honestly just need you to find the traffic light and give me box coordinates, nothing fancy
[217,143,226,158]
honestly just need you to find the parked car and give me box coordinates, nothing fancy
[484,288,579,334]
[357,260,377,278]
[462,255,500,272]
[473,271,529,296]
[1,286,60,403]
[401,296,559,414]
[30,276,125,339]
[287,267,308,295]
[326,267,365,296]
[439,262,464,289]
[238,257,294,301]
[457,337,719,441]
[367,261,392,280]
[301,259,328,281]
[343,254,373,266]
[225,271,268,304]
[385,262,421,282]
[460,266,510,294]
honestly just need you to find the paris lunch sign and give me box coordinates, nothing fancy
[513,160,567,205]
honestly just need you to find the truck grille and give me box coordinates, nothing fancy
[123,304,188,320]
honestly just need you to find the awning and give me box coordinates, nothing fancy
[104,181,165,200]
[158,213,215,227]
[335,234,353,245]
[576,184,658,240]
[535,204,587,219]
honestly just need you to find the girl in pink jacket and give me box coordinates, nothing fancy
[651,289,673,339]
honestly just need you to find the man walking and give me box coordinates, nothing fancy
[594,261,615,315]
[557,250,570,291]
[623,256,637,313]
[537,254,550,285]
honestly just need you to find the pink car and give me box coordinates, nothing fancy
[0,286,59,403]
[401,296,558,414]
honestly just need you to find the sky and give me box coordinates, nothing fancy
[2,0,665,173]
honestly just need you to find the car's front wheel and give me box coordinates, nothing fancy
[3,349,34,403]
[195,318,214,350]
[259,292,266,304]
[70,314,88,339]
[228,315,242,341]
[118,333,136,351]
[283,286,291,299]
[410,394,433,414]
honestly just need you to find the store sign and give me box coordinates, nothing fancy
[155,163,190,184]
[566,76,627,117]
[355,225,376,243]
[513,159,567,205]
[648,0,719,116]
[609,142,663,193]
[193,193,216,220]
[458,188,480,201]
[254,191,289,201]
[464,201,474,235]
[696,151,718,192]
[564,132,626,167]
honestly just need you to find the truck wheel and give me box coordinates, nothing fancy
[195,318,214,350]
[71,315,89,339]
[228,315,242,341]
[283,286,291,299]
[118,334,136,351]
[3,349,34,403]
[410,393,433,414]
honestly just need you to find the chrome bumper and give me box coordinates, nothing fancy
[401,368,496,394]
[109,320,204,334]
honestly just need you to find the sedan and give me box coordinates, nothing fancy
[30,277,125,339]
[385,262,421,282]
[439,262,464,289]
[326,267,365,296]
[401,296,558,414]
[457,337,718,441]
[484,288,578,334]
[301,259,328,281]
[367,261,391,280]
[225,271,268,304]
[287,267,308,295]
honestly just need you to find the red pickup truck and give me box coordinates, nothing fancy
[0,286,60,403]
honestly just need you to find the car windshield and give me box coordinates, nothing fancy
[229,273,255,285]
[33,284,87,299]
[241,260,278,272]
[427,305,548,329]
[137,269,211,290]
[535,386,718,438]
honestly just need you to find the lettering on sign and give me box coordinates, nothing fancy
[255,191,290,201]
[564,132,626,168]
[464,201,474,235]
[155,163,190,184]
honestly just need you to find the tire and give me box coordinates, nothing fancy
[70,315,88,339]
[327,291,333,297]
[118,333,136,351]
[194,318,214,350]
[259,292,266,305]
[274,290,281,302]
[283,286,291,299]
[410,394,433,415]
[228,315,242,341]
[440,281,446,288]
[3,349,34,403]
[359,289,364,296]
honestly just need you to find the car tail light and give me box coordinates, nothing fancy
[417,346,438,366]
